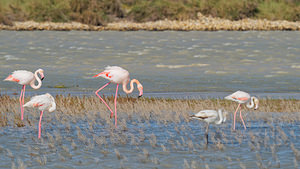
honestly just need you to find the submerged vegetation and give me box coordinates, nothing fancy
[0,0,299,26]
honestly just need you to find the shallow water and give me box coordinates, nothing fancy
[0,31,299,98]
[0,111,299,169]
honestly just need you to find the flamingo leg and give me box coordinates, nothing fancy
[19,85,25,120]
[95,82,114,118]
[114,84,119,128]
[38,111,43,139]
[239,106,247,130]
[233,104,241,130]
[205,123,209,145]
[22,85,26,120]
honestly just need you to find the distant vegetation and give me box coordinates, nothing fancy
[0,0,299,25]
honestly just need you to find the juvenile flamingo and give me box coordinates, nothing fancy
[225,91,259,130]
[93,66,143,127]
[4,69,45,120]
[23,93,56,139]
[190,109,227,144]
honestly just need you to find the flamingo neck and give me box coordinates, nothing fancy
[122,79,140,94]
[246,97,255,109]
[215,109,223,124]
[30,70,42,89]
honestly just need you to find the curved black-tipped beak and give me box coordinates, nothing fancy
[138,95,143,98]
[41,77,45,81]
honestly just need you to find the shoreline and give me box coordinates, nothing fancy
[1,15,300,31]
[1,90,300,100]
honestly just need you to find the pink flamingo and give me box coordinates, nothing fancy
[23,93,56,139]
[93,66,143,127]
[225,91,259,130]
[4,69,45,120]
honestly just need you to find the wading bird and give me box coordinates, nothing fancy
[190,109,227,144]
[225,90,259,130]
[23,93,56,139]
[93,66,143,127]
[4,69,45,120]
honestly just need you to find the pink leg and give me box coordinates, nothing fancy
[239,107,247,130]
[19,85,25,120]
[114,84,119,128]
[38,111,43,139]
[22,85,26,120]
[233,104,241,130]
[95,82,114,118]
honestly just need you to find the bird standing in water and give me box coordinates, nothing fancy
[225,91,259,130]
[4,69,45,120]
[23,93,56,139]
[190,109,227,144]
[93,66,143,127]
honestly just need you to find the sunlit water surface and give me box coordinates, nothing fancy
[0,31,299,98]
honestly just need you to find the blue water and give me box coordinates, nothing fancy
[0,31,299,99]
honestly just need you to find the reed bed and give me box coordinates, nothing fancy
[0,95,299,127]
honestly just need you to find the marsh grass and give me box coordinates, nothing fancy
[0,95,292,128]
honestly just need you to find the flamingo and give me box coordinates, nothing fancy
[23,93,56,139]
[190,109,227,144]
[93,66,143,127]
[225,90,259,130]
[4,69,45,120]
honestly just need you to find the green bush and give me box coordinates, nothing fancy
[257,0,300,21]
[127,0,198,22]
[198,0,258,20]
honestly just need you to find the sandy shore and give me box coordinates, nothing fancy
[1,14,300,31]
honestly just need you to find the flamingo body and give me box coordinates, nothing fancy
[23,93,56,139]
[94,66,129,84]
[225,90,251,104]
[23,93,56,112]
[5,70,35,85]
[191,109,227,124]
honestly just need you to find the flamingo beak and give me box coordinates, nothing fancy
[138,85,143,98]
[40,73,45,81]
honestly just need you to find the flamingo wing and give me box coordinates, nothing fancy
[191,110,218,121]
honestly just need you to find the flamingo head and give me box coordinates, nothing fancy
[253,97,259,110]
[137,83,143,98]
[37,69,45,81]
[221,109,228,122]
